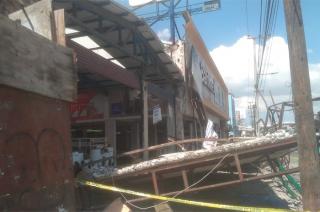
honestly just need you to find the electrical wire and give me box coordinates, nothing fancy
[258,0,279,84]
[254,0,279,119]
[259,0,279,91]
[111,153,231,210]
[136,1,203,17]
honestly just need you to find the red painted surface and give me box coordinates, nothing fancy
[70,90,104,123]
[0,86,75,210]
[70,90,96,113]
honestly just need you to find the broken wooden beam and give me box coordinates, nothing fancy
[118,137,226,158]
[113,136,296,177]
[129,167,300,203]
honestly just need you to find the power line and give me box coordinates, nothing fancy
[131,0,221,43]
[253,0,279,134]
[259,0,279,92]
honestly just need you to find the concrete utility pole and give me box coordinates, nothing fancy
[247,35,258,136]
[283,0,320,210]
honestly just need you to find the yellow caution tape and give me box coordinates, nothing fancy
[78,180,290,212]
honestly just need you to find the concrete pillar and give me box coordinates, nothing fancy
[175,98,184,140]
[142,80,149,160]
[167,102,175,138]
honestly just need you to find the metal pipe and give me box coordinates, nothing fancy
[129,167,300,203]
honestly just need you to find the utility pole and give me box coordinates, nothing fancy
[248,102,256,134]
[253,38,259,136]
[248,35,258,136]
[170,0,175,44]
[283,0,320,210]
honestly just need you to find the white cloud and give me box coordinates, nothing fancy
[307,48,313,54]
[210,36,320,125]
[157,28,170,42]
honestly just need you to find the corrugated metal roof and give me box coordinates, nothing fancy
[54,0,183,84]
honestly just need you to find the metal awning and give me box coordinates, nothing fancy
[54,0,183,84]
[68,40,140,90]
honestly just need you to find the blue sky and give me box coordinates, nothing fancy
[118,0,319,63]
[118,0,320,124]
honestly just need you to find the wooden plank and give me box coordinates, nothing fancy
[53,9,66,46]
[283,0,320,210]
[234,154,243,181]
[0,15,77,101]
[181,170,189,188]
[118,137,221,158]
[129,167,300,203]
[151,172,159,195]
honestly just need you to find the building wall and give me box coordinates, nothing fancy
[0,10,76,210]
[184,15,229,121]
[0,86,75,211]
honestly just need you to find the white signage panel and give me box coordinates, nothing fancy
[202,0,220,12]
[152,105,162,124]
[129,0,166,7]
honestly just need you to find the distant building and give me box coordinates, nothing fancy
[228,94,237,136]
[236,110,241,125]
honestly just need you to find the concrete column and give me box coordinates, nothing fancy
[142,80,149,160]
[175,98,184,140]
[167,102,175,138]
[136,122,140,149]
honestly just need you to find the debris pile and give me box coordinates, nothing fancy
[83,165,114,178]
[109,134,295,177]
[264,128,295,139]
[80,129,297,179]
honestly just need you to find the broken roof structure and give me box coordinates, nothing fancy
[55,0,183,84]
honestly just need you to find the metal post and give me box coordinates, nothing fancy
[252,37,259,135]
[170,0,175,44]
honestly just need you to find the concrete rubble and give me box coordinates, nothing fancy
[84,128,296,179]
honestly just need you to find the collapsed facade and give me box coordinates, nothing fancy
[0,0,303,211]
[62,2,229,166]
[0,1,229,209]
